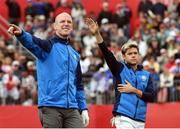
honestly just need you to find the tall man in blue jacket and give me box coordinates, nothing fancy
[8,12,89,128]
[85,18,156,129]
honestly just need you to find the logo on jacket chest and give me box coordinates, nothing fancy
[73,54,78,61]
[141,75,147,81]
[71,53,79,62]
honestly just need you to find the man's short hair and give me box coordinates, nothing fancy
[121,40,139,55]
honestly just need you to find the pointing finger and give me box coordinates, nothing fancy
[9,24,18,28]
[8,26,14,35]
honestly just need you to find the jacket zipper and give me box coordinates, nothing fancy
[134,98,139,118]
[66,44,70,108]
[134,71,139,118]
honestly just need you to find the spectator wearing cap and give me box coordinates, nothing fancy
[170,59,180,74]
[142,60,150,71]
[157,66,174,103]
[26,61,37,81]
[97,2,112,25]
[98,17,112,47]
[7,45,16,58]
[33,15,48,39]
[89,66,113,104]
[100,18,110,33]
[157,49,169,68]
[101,18,109,25]
[2,66,20,104]
[11,60,21,79]
[20,67,37,105]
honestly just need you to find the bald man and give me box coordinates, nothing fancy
[8,12,89,128]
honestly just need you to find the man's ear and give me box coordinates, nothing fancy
[53,23,56,30]
[122,53,125,60]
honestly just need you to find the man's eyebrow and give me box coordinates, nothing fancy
[58,19,72,22]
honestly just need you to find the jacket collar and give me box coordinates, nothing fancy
[125,63,143,71]
[52,34,70,45]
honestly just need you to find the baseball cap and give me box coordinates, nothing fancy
[101,18,109,24]
[142,60,150,67]
[12,60,20,66]
[175,59,180,64]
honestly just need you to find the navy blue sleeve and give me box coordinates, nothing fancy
[98,42,124,78]
[16,31,49,61]
[76,62,87,110]
[32,36,53,53]
[141,75,156,102]
[76,62,83,90]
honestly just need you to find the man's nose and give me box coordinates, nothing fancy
[132,54,136,57]
[64,21,69,25]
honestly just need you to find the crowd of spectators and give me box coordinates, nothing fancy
[0,0,179,105]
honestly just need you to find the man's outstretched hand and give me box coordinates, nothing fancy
[85,18,103,44]
[85,18,99,35]
[8,24,22,36]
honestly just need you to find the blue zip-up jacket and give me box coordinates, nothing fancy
[16,31,87,110]
[98,43,156,122]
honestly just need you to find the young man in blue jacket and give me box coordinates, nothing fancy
[8,12,89,128]
[85,18,156,129]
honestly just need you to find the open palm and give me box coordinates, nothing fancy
[85,18,99,34]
